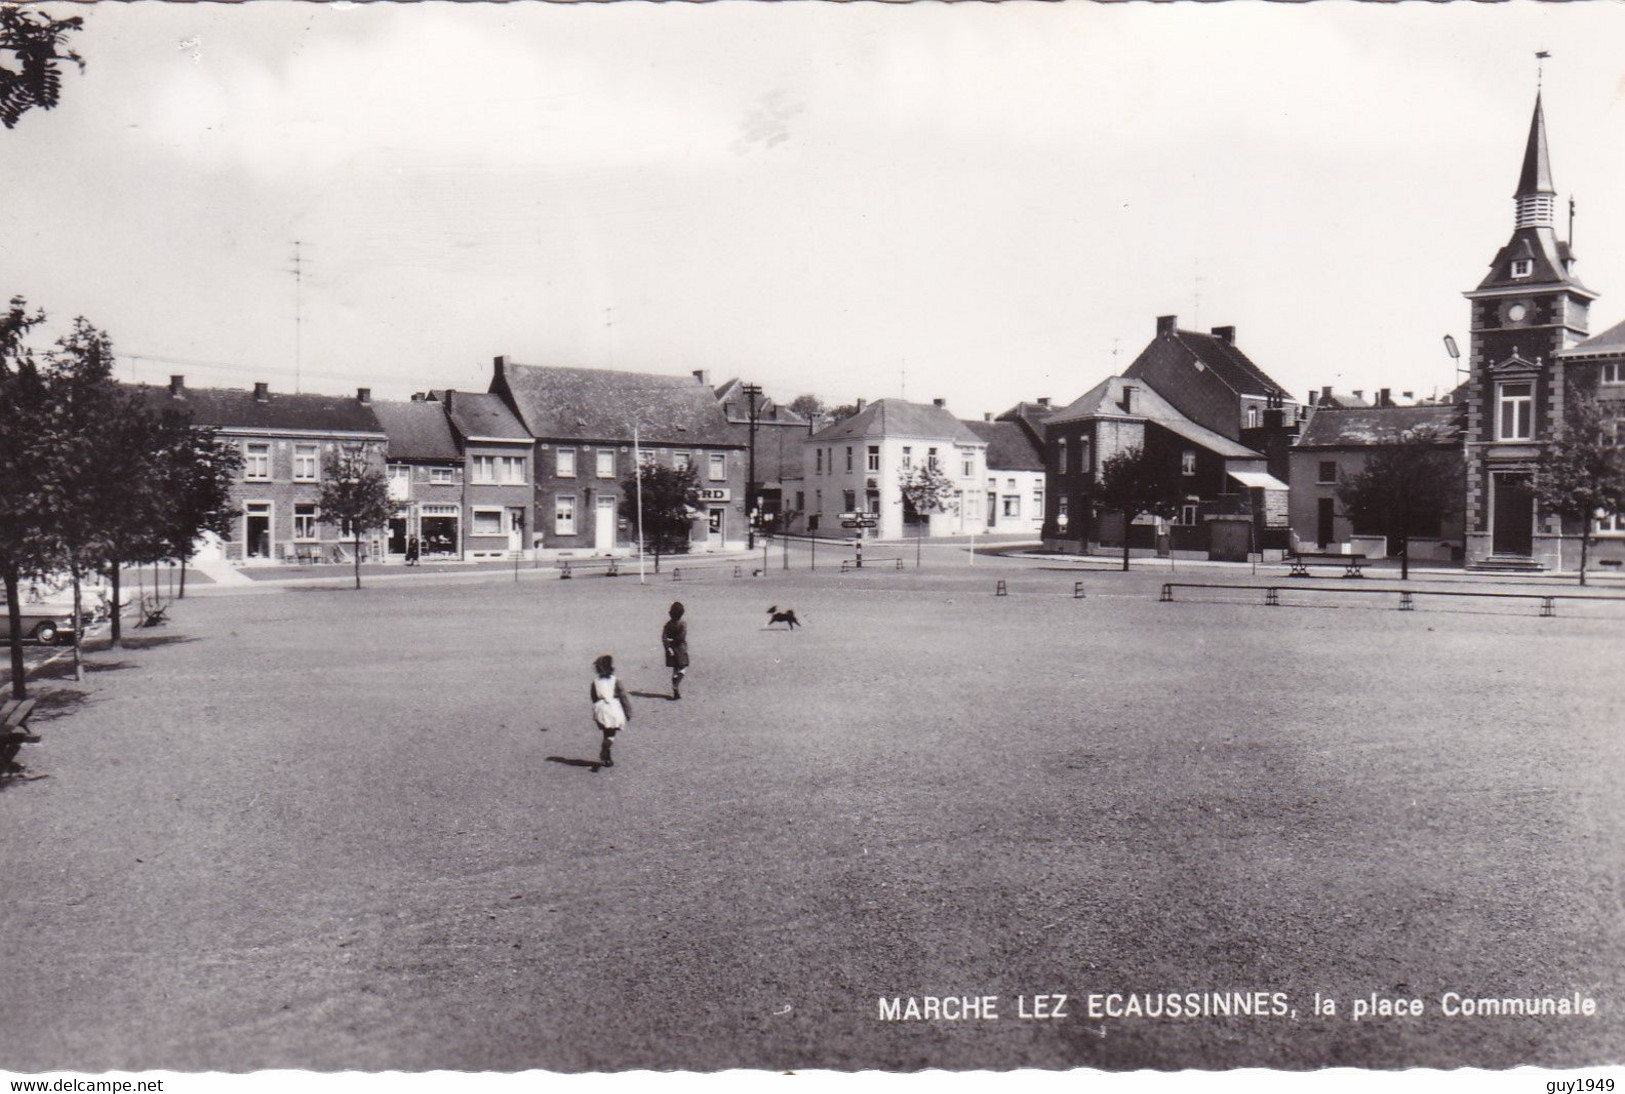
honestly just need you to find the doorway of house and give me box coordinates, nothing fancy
[245,503,272,560]
[1492,473,1534,556]
[1317,497,1335,548]
[595,496,616,552]
[506,508,525,554]
[707,506,725,547]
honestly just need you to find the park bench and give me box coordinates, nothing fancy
[558,558,621,579]
[137,596,168,628]
[1158,581,1625,618]
[1284,551,1366,579]
[839,557,905,573]
[1,698,40,773]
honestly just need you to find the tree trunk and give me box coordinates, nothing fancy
[1399,536,1409,581]
[179,549,189,599]
[1121,512,1131,572]
[1579,520,1590,587]
[353,534,363,589]
[4,566,27,701]
[70,564,84,682]
[109,564,123,648]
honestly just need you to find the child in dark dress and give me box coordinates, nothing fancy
[590,654,630,768]
[662,601,689,700]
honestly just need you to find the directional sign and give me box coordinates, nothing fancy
[840,520,861,529]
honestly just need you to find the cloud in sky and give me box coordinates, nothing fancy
[4,2,1625,414]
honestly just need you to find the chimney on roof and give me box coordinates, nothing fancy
[1402,391,1414,402]
[357,387,372,405]
[1352,389,1364,402]
[984,412,993,422]
[1120,385,1135,414]
[1319,385,1331,406]
[253,381,269,402]
[855,398,866,413]
[1378,387,1392,408]
[1156,315,1177,336]
[1211,325,1236,345]
[1037,396,1051,408]
[168,375,185,398]
[693,369,710,386]
[493,355,508,380]
[933,398,946,409]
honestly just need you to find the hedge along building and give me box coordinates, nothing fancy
[372,397,466,561]
[488,357,748,556]
[1288,401,1468,561]
[802,398,989,541]
[138,376,388,564]
[1041,375,1276,557]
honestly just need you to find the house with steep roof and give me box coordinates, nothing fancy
[138,376,388,565]
[431,389,537,560]
[964,417,1045,533]
[712,377,812,532]
[489,357,747,554]
[1122,316,1302,445]
[1461,91,1602,571]
[373,398,468,561]
[803,398,988,541]
[1042,375,1283,556]
[1289,403,1467,561]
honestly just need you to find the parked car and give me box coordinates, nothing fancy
[0,596,82,645]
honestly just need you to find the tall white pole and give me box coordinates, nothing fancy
[634,424,646,584]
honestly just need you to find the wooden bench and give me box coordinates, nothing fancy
[1285,551,1366,578]
[138,597,168,628]
[840,557,906,573]
[1,697,39,772]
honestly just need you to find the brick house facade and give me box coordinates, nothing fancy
[489,357,748,556]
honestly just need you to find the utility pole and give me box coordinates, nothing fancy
[744,382,762,549]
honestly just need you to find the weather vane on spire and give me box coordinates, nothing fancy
[1536,50,1550,89]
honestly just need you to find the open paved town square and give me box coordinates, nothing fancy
[2,555,1621,1072]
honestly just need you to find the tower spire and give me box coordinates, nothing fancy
[1515,64,1556,228]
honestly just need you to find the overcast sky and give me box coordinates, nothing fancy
[5,1,1625,418]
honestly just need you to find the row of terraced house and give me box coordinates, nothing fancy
[139,91,1622,573]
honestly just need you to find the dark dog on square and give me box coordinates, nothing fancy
[766,605,800,630]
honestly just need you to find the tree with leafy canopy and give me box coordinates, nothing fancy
[155,420,241,600]
[787,394,825,421]
[1,7,85,130]
[897,460,955,567]
[1095,444,1183,572]
[1334,424,1464,581]
[0,297,56,698]
[316,447,393,589]
[620,462,698,572]
[1533,391,1625,586]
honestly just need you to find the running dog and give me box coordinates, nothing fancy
[766,605,801,630]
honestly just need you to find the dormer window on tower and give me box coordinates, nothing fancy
[1511,259,1533,279]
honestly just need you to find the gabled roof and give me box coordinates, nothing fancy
[131,381,385,436]
[808,398,984,446]
[1297,404,1465,448]
[1560,316,1625,359]
[713,377,809,426]
[372,399,461,462]
[1166,330,1293,400]
[494,361,740,448]
[1048,375,1262,459]
[963,419,1044,472]
[441,390,531,441]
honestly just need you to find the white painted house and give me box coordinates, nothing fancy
[802,399,989,540]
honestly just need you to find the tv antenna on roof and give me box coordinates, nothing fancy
[289,240,311,394]
[1536,50,1550,89]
